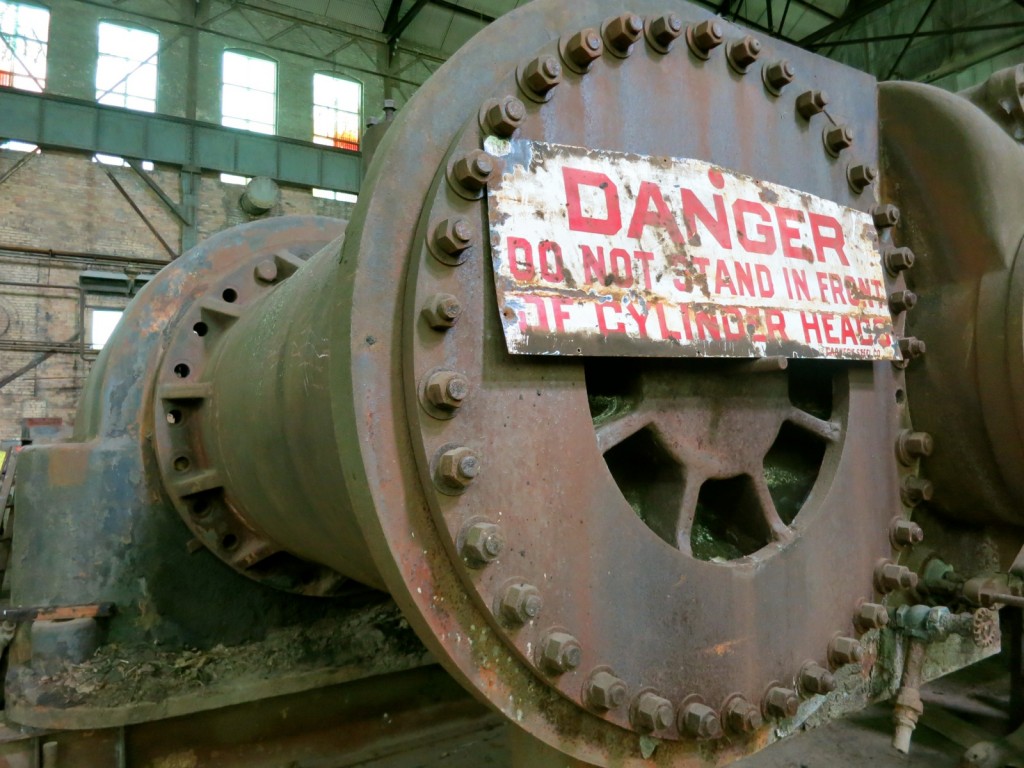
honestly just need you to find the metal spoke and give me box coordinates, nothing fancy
[673,475,704,556]
[594,409,654,453]
[752,471,793,543]
[786,407,840,443]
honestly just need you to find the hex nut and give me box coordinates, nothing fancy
[764,60,795,92]
[461,521,503,565]
[254,259,279,283]
[679,702,723,740]
[425,370,470,411]
[539,631,582,674]
[848,163,878,193]
[796,89,829,118]
[438,447,481,490]
[799,663,836,695]
[763,687,799,719]
[855,602,890,631]
[422,293,463,330]
[890,518,925,547]
[604,12,644,54]
[828,636,864,667]
[872,204,901,229]
[900,475,934,507]
[632,692,674,732]
[884,246,916,275]
[433,216,474,256]
[499,583,543,625]
[889,289,918,314]
[565,28,603,68]
[648,13,683,49]
[452,151,495,193]
[522,55,562,96]
[896,429,933,465]
[898,337,927,359]
[724,697,763,733]
[728,35,762,71]
[824,125,854,155]
[486,96,526,137]
[585,670,628,711]
[875,560,919,593]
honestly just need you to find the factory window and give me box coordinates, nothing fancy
[88,309,123,350]
[313,73,360,151]
[221,50,276,135]
[96,22,158,112]
[312,188,357,203]
[0,1,49,92]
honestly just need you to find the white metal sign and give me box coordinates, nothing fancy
[485,138,898,361]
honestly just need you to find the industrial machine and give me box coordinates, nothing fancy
[6,1,1024,765]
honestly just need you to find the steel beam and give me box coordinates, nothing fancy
[798,0,900,46]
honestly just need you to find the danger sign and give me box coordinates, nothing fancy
[485,138,898,361]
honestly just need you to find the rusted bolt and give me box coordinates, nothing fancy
[585,670,628,711]
[848,163,878,193]
[604,13,644,54]
[438,447,480,490]
[422,293,463,330]
[648,13,683,49]
[764,60,796,92]
[254,259,279,283]
[679,702,723,740]
[425,370,469,411]
[498,583,542,625]
[632,692,674,732]
[461,521,504,565]
[724,697,763,733]
[896,429,933,465]
[522,55,562,97]
[884,246,916,275]
[901,475,934,507]
[828,636,864,667]
[889,289,917,314]
[890,518,925,547]
[564,28,603,68]
[452,151,495,193]
[875,560,919,593]
[898,336,927,359]
[799,663,836,695]
[872,204,901,229]
[824,125,854,155]
[539,631,582,675]
[763,687,799,719]
[485,96,526,137]
[433,217,474,256]
[855,601,890,632]
[687,19,724,56]
[728,35,762,71]
[796,89,829,118]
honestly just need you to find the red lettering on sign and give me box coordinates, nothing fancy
[609,248,633,287]
[654,303,682,340]
[681,188,732,249]
[733,200,777,255]
[595,302,624,335]
[507,236,535,280]
[755,265,775,298]
[538,240,564,284]
[582,245,605,284]
[563,167,621,236]
[627,181,684,244]
[809,212,849,266]
[775,206,808,260]
[625,302,648,335]
[634,250,654,291]
[801,312,822,344]
[521,295,549,331]
[550,296,572,332]
[694,311,721,341]
[765,310,788,340]
[721,307,745,340]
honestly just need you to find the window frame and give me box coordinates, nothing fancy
[95,20,159,113]
[0,0,49,92]
[221,49,278,135]
[312,71,362,152]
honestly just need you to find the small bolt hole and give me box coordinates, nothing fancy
[173,456,190,472]
[193,321,208,337]
[222,288,238,303]
[166,409,183,425]
[221,533,239,551]
[173,363,191,378]
[895,388,906,404]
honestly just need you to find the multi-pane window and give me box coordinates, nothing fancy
[96,22,158,112]
[222,50,276,135]
[313,73,360,151]
[0,1,49,92]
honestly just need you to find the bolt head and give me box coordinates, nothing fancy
[824,125,854,154]
[585,671,628,710]
[849,163,878,192]
[876,561,919,593]
[498,583,542,625]
[898,337,927,359]
[897,430,933,464]
[426,370,469,411]
[690,19,724,53]
[605,12,644,52]
[452,151,495,193]
[486,96,526,137]
[461,522,503,565]
[900,475,934,506]
[434,217,474,255]
[872,204,901,228]
[855,602,890,631]
[828,636,864,667]
[633,692,674,732]
[796,89,829,118]
[724,698,763,733]
[884,246,916,275]
[438,447,480,489]
[764,687,799,719]
[729,35,762,69]
[765,60,795,90]
[422,293,463,330]
[889,289,918,313]
[649,13,683,48]
[680,702,723,740]
[799,663,836,695]
[254,259,279,283]
[523,55,562,95]
[891,518,925,547]
[539,631,582,674]
[566,28,603,67]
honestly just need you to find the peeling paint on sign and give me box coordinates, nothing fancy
[485,138,898,360]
